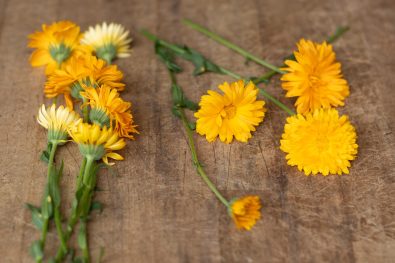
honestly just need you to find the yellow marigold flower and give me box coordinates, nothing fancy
[28,21,82,74]
[68,122,126,165]
[44,54,125,109]
[281,39,349,114]
[81,22,132,64]
[80,85,138,139]
[280,108,358,175]
[229,196,262,230]
[37,104,81,144]
[194,80,265,143]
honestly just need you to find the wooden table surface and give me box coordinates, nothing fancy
[1,0,394,262]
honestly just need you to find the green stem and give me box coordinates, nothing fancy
[82,157,94,186]
[326,26,350,44]
[179,108,230,207]
[54,157,93,261]
[259,89,295,115]
[54,208,67,255]
[168,70,230,207]
[77,157,87,189]
[182,19,285,74]
[248,26,349,85]
[38,142,58,262]
[80,220,90,262]
[142,30,294,116]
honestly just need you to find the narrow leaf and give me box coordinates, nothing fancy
[29,240,43,261]
[26,203,44,230]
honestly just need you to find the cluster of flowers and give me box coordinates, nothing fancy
[28,21,137,262]
[143,20,358,231]
[195,40,358,176]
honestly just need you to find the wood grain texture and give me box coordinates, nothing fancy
[0,0,394,262]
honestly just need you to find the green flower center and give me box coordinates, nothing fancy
[71,78,96,100]
[79,144,105,161]
[49,43,71,65]
[48,129,68,145]
[90,108,110,128]
[96,44,117,64]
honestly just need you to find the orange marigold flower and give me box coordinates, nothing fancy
[229,196,262,230]
[281,39,349,114]
[81,85,138,139]
[28,20,82,74]
[44,54,125,108]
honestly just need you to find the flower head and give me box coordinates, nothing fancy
[280,108,358,175]
[68,122,126,165]
[80,85,138,139]
[44,54,125,108]
[229,196,261,230]
[194,80,266,143]
[37,104,81,144]
[28,21,82,74]
[281,39,349,114]
[81,22,132,64]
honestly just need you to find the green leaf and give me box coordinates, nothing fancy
[171,83,184,106]
[90,201,103,213]
[155,42,182,73]
[41,184,53,219]
[188,122,196,130]
[49,161,63,207]
[183,98,199,111]
[77,221,87,250]
[40,143,52,164]
[29,240,43,261]
[26,203,44,230]
[73,257,83,263]
[171,106,181,119]
[178,46,222,76]
[249,76,269,84]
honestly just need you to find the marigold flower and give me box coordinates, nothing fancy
[80,85,138,139]
[28,21,82,74]
[81,22,132,64]
[281,39,349,114]
[280,108,358,175]
[194,80,265,143]
[44,54,125,108]
[68,122,126,165]
[229,196,261,230]
[37,104,81,144]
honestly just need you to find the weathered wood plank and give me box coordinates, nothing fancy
[0,0,394,262]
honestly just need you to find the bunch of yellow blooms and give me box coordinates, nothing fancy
[142,19,358,231]
[27,21,137,262]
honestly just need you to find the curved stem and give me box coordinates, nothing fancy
[259,89,295,115]
[179,108,230,207]
[182,19,285,74]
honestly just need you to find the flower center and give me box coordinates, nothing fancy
[79,144,105,160]
[221,105,237,119]
[232,203,247,216]
[49,43,71,65]
[308,74,323,90]
[90,108,110,128]
[96,44,117,64]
